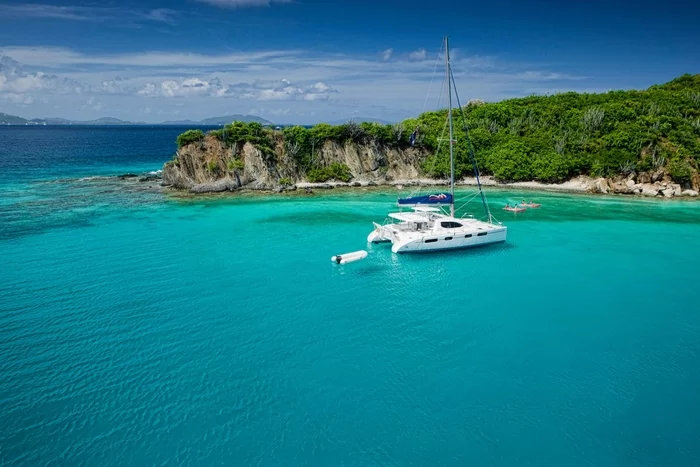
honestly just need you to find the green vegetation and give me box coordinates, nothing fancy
[307,162,353,183]
[418,73,700,182]
[175,75,700,183]
[281,121,403,170]
[209,121,276,158]
[278,177,292,186]
[206,159,219,173]
[176,129,205,149]
[669,159,693,184]
[227,159,244,172]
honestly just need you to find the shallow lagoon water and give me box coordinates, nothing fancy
[1,127,700,465]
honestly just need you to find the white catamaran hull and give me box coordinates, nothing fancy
[367,223,392,243]
[390,227,506,253]
[368,213,507,254]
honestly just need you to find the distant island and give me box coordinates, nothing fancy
[160,115,273,126]
[162,74,700,199]
[0,113,273,126]
[0,112,396,127]
[324,117,393,125]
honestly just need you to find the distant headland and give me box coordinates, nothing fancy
[0,112,274,126]
[0,112,395,127]
[161,74,700,199]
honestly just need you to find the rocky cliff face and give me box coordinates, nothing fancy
[314,140,425,181]
[162,135,430,193]
[162,135,699,198]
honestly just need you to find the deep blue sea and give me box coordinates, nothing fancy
[2,126,700,466]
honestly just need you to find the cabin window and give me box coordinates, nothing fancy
[425,238,438,243]
[440,221,463,228]
[465,234,472,238]
[444,237,453,241]
[477,232,487,237]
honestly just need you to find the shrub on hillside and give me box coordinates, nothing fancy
[669,160,693,185]
[307,163,353,182]
[531,151,572,183]
[485,140,533,181]
[176,129,205,148]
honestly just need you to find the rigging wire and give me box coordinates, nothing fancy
[405,43,447,204]
[454,191,480,212]
[427,55,448,188]
[449,66,493,222]
[421,41,445,115]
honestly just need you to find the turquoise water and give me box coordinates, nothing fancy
[2,127,700,465]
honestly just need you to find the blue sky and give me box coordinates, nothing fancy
[0,0,698,123]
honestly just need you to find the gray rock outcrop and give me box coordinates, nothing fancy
[163,135,430,193]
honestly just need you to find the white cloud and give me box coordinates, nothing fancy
[0,47,299,69]
[143,9,178,24]
[0,4,178,24]
[381,48,393,61]
[225,79,338,101]
[137,78,225,97]
[409,48,427,61]
[98,78,129,94]
[197,0,292,7]
[138,77,226,97]
[517,71,581,81]
[0,93,34,105]
[133,76,337,101]
[0,55,86,94]
[0,46,589,124]
[81,96,103,111]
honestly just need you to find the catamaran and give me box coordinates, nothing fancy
[367,36,507,254]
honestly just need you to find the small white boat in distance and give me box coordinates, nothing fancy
[331,250,368,264]
[367,36,507,255]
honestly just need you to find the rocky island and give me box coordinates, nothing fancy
[162,74,700,198]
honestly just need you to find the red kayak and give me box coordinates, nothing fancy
[503,206,526,213]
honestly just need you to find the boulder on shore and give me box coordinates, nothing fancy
[591,177,609,194]
[641,184,660,197]
[662,188,675,198]
[682,189,699,197]
[190,178,239,193]
[638,172,651,184]
[611,181,633,194]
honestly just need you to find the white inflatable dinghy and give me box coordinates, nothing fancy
[331,250,368,264]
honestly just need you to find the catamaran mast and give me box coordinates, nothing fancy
[446,36,455,218]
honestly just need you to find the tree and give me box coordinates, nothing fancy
[176,129,204,148]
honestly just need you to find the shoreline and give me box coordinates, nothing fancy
[159,176,700,202]
[258,175,698,199]
[65,171,698,201]
[292,175,595,194]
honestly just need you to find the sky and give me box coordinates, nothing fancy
[0,0,698,124]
